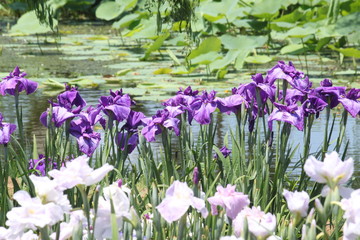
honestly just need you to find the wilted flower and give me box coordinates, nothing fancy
[304,151,353,188]
[48,155,114,190]
[208,184,249,220]
[0,66,38,96]
[233,206,276,238]
[156,181,208,223]
[283,189,309,217]
[0,112,16,145]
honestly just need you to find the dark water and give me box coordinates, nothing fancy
[0,21,359,187]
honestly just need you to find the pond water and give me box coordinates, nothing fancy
[0,20,359,186]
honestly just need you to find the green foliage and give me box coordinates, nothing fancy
[10,10,57,35]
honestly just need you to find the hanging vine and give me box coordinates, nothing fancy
[145,0,199,35]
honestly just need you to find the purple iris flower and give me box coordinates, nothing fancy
[0,66,38,96]
[214,146,232,159]
[98,89,133,123]
[189,90,217,125]
[115,132,139,154]
[69,117,101,156]
[338,88,360,117]
[302,93,328,118]
[163,86,200,123]
[122,110,146,132]
[216,94,248,115]
[0,113,17,145]
[28,154,57,176]
[40,106,76,128]
[278,89,305,105]
[251,73,276,102]
[314,79,346,109]
[55,85,87,114]
[268,102,304,131]
[141,106,183,142]
[266,61,305,87]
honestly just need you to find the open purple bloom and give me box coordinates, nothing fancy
[216,94,248,115]
[163,86,199,108]
[338,88,360,118]
[40,106,76,128]
[214,146,232,159]
[266,61,305,87]
[115,132,139,154]
[0,113,17,145]
[251,73,276,102]
[314,79,346,109]
[208,184,250,220]
[302,94,328,117]
[268,102,304,131]
[28,154,57,176]
[0,66,38,96]
[141,107,183,142]
[278,89,305,105]
[98,89,133,123]
[69,117,101,156]
[190,90,217,125]
[56,85,86,114]
[122,110,145,132]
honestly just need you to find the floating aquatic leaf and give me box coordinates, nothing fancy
[245,55,272,64]
[42,79,66,90]
[115,69,132,76]
[153,68,173,75]
[86,35,109,41]
[68,78,99,89]
[220,35,267,50]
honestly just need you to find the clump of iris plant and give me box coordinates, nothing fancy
[0,66,38,141]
